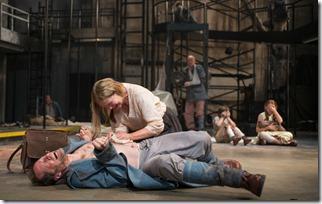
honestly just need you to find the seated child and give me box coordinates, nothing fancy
[256,99,297,146]
[213,105,251,146]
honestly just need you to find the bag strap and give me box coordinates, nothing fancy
[6,144,23,173]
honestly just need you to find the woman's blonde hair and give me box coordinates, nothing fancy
[91,78,126,139]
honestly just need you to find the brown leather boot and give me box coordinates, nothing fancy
[223,159,242,169]
[232,136,242,146]
[241,171,266,197]
[242,136,252,146]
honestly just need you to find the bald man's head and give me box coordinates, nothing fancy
[187,55,196,67]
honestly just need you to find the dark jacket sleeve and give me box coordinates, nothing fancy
[197,65,207,85]
[183,67,190,81]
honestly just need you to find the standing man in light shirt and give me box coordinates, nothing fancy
[183,55,208,131]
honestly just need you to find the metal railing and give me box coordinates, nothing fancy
[28,7,115,40]
[30,7,115,30]
[47,8,115,30]
[0,3,30,34]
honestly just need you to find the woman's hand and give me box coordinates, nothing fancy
[115,132,132,140]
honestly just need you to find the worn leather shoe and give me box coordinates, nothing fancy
[232,136,242,146]
[223,159,242,169]
[243,137,252,146]
[241,171,266,197]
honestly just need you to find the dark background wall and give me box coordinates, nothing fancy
[2,0,318,130]
[4,0,115,122]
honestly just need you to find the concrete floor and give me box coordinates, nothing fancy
[0,133,319,201]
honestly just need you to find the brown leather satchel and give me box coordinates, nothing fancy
[7,129,68,173]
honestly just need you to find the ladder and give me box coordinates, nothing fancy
[118,0,146,85]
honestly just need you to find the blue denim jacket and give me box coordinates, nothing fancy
[63,138,177,189]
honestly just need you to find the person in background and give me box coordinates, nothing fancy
[42,94,64,121]
[173,2,196,23]
[30,94,64,125]
[213,105,252,146]
[183,55,208,131]
[256,99,297,146]
[90,78,181,141]
[266,0,288,31]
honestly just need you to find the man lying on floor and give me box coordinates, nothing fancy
[29,130,266,197]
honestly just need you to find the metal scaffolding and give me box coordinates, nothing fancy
[151,0,208,117]
[206,0,257,123]
[3,0,316,130]
[116,0,148,86]
[27,0,116,125]
[151,0,256,124]
[150,0,317,127]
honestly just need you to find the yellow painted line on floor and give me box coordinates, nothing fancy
[0,125,81,139]
[50,126,81,132]
[0,130,26,138]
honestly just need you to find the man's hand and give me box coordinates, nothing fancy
[105,132,114,140]
[92,137,109,151]
[78,126,93,141]
[184,81,191,87]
